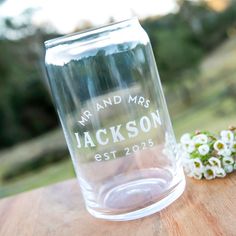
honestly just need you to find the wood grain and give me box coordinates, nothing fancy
[0,172,236,236]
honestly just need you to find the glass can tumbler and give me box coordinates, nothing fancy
[44,18,185,221]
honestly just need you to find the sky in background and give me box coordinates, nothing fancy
[0,0,178,33]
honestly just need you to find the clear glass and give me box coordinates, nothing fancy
[44,18,185,221]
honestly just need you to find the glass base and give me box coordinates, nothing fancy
[86,170,185,221]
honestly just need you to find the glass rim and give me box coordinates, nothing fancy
[44,17,139,49]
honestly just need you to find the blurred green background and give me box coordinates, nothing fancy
[0,0,235,198]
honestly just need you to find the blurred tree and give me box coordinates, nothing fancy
[142,14,203,85]
[0,8,59,148]
[0,36,58,147]
[142,0,236,106]
[142,0,236,84]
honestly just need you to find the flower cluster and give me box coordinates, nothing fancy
[179,127,236,180]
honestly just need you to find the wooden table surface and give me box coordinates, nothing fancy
[0,172,236,236]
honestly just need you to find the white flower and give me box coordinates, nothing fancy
[230,141,236,153]
[198,144,210,155]
[192,170,203,180]
[222,156,234,166]
[208,157,221,168]
[223,165,234,173]
[180,133,192,144]
[214,140,226,152]
[192,158,204,170]
[193,134,208,145]
[180,129,236,180]
[220,148,232,157]
[215,167,226,178]
[213,140,232,156]
[204,166,216,180]
[183,141,195,153]
[183,159,204,179]
[234,162,236,170]
[220,130,234,144]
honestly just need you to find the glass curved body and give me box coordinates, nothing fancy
[44,18,185,221]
